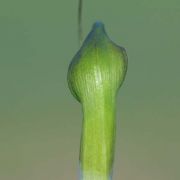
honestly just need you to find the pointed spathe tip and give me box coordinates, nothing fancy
[92,21,105,29]
[91,21,105,33]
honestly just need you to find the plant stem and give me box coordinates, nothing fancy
[80,91,116,180]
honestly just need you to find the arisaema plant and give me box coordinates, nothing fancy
[67,1,128,179]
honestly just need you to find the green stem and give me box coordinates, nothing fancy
[80,92,116,180]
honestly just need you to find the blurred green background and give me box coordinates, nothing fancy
[0,0,180,179]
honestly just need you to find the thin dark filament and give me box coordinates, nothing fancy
[78,0,83,45]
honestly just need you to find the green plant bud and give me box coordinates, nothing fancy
[68,22,127,103]
[67,21,128,180]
